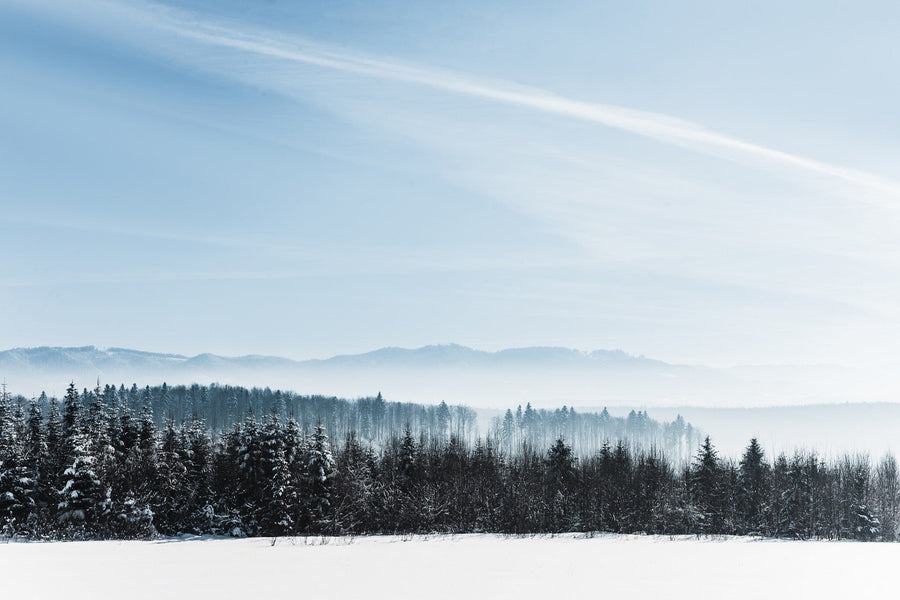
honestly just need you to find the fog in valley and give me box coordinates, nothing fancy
[4,344,899,458]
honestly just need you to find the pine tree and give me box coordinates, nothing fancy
[436,401,451,441]
[134,405,159,500]
[153,419,188,534]
[690,436,724,534]
[62,383,81,441]
[159,382,171,420]
[256,413,296,536]
[307,424,335,531]
[397,426,419,489]
[500,409,515,454]
[44,399,65,498]
[844,455,879,541]
[875,454,900,541]
[57,432,104,537]
[85,392,116,506]
[181,418,213,531]
[110,405,156,538]
[22,400,46,522]
[0,396,35,535]
[0,455,35,536]
[232,414,264,534]
[737,438,769,534]
[545,437,577,532]
[333,432,376,534]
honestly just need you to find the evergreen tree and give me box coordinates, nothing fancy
[333,432,376,533]
[875,454,900,541]
[307,424,335,531]
[181,418,213,531]
[57,432,104,537]
[398,426,419,489]
[0,455,35,535]
[44,399,65,500]
[62,383,81,441]
[545,437,577,531]
[256,413,296,535]
[153,419,188,534]
[690,437,724,533]
[737,438,769,534]
[0,396,34,535]
[436,401,451,441]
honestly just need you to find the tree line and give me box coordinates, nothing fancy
[489,405,698,463]
[33,381,694,457]
[0,382,895,540]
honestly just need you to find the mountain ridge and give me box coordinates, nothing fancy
[0,344,869,413]
[0,343,669,371]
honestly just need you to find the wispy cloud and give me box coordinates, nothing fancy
[91,0,900,203]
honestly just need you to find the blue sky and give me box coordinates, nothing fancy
[2,0,900,366]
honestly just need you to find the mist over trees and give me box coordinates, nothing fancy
[0,382,896,541]
[23,382,691,458]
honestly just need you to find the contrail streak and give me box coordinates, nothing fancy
[85,1,900,200]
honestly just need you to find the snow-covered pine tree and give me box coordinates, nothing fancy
[256,413,296,536]
[109,405,156,538]
[115,407,140,492]
[306,423,335,532]
[62,383,81,442]
[85,391,116,511]
[44,399,65,509]
[690,436,724,534]
[21,399,47,528]
[397,425,418,489]
[130,405,159,504]
[153,419,188,535]
[844,455,880,541]
[333,431,377,534]
[57,432,104,538]
[0,395,35,536]
[232,413,264,535]
[159,382,171,420]
[737,438,770,535]
[875,454,900,541]
[206,423,244,536]
[545,437,577,532]
[180,417,213,533]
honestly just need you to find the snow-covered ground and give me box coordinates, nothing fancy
[2,533,896,599]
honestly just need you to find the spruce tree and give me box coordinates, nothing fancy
[398,426,419,489]
[0,397,34,535]
[0,454,35,535]
[256,413,296,536]
[545,437,577,531]
[737,438,769,534]
[62,383,81,442]
[153,419,188,534]
[307,424,335,532]
[181,418,213,532]
[57,432,104,537]
[690,436,723,534]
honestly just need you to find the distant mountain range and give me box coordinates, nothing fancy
[0,344,891,414]
[7,344,900,457]
[0,344,667,372]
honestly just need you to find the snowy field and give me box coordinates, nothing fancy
[2,533,896,599]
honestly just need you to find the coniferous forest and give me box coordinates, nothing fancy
[0,382,895,541]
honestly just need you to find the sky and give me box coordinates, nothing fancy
[2,0,900,367]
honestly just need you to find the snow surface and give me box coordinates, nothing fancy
[2,533,895,599]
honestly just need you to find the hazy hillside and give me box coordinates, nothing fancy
[602,403,900,458]
[1,345,894,412]
[0,344,673,401]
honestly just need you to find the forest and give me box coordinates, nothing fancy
[0,382,894,541]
